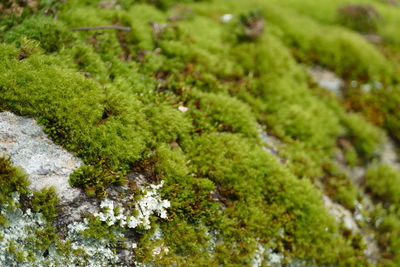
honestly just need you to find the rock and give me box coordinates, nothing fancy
[380,140,400,170]
[98,0,120,9]
[178,106,189,113]
[381,0,398,6]
[362,34,383,44]
[323,195,360,232]
[239,9,265,40]
[0,111,83,204]
[220,14,233,23]
[258,126,286,164]
[309,66,344,95]
[337,4,381,33]
[149,21,169,40]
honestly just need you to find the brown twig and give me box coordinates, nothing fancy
[70,25,131,32]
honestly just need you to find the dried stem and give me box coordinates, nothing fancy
[70,25,131,32]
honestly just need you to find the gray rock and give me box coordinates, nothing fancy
[309,66,344,95]
[0,111,83,204]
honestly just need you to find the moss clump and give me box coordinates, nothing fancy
[187,91,258,138]
[4,16,73,52]
[366,164,400,204]
[337,4,381,33]
[69,165,126,197]
[322,164,359,211]
[345,86,400,144]
[372,205,400,265]
[144,103,193,144]
[80,215,122,243]
[0,157,29,207]
[0,53,149,168]
[31,187,59,222]
[185,133,364,265]
[341,113,385,162]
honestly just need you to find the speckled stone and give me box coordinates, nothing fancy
[0,111,82,204]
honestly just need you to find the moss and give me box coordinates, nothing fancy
[27,227,58,251]
[4,16,73,52]
[185,133,363,264]
[63,44,109,82]
[323,165,359,211]
[69,165,126,197]
[266,6,391,81]
[31,187,59,222]
[80,215,122,242]
[145,103,193,144]
[337,4,381,33]
[0,53,149,168]
[365,164,400,204]
[187,91,258,138]
[341,113,385,161]
[1,0,400,264]
[0,157,30,226]
[0,157,29,206]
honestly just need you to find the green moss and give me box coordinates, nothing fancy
[264,4,392,81]
[185,133,364,264]
[69,165,126,197]
[323,165,359,210]
[337,4,381,33]
[0,157,29,206]
[31,187,59,221]
[187,91,258,138]
[145,103,193,144]
[27,227,58,251]
[341,113,385,161]
[371,204,400,265]
[0,53,149,168]
[4,16,73,52]
[80,215,122,242]
[366,164,400,204]
[0,157,30,225]
[1,0,399,264]
[63,44,109,82]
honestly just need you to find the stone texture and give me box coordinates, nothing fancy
[309,66,344,95]
[0,111,83,204]
[323,195,360,232]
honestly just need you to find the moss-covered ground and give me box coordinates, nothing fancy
[1,0,400,265]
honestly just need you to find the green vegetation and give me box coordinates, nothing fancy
[366,164,400,264]
[366,164,400,204]
[0,157,30,225]
[31,187,59,221]
[70,165,126,197]
[1,0,400,265]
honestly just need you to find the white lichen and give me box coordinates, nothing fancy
[252,242,265,267]
[0,195,117,266]
[0,181,171,266]
[95,181,170,230]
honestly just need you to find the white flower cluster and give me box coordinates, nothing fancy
[95,181,171,230]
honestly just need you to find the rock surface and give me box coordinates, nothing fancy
[309,66,344,95]
[0,111,83,204]
[323,195,360,232]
